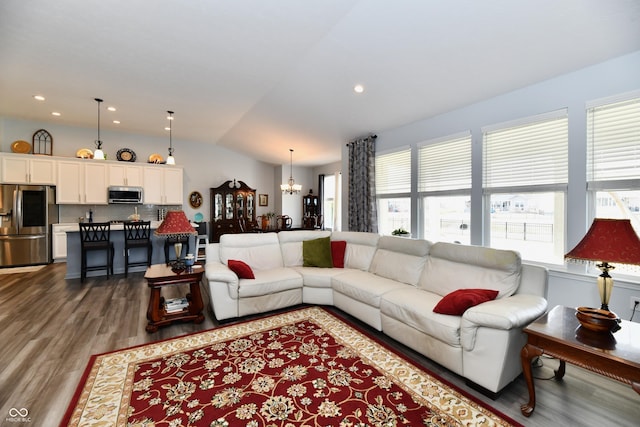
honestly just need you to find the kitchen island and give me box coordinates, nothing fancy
[63,221,196,280]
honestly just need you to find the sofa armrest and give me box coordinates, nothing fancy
[460,294,547,350]
[205,262,239,295]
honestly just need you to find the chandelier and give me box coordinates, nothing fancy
[281,148,302,194]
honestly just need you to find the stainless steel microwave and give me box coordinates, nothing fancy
[108,186,143,204]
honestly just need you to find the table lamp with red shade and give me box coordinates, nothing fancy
[565,218,640,332]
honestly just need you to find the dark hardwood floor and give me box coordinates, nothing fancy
[0,263,638,426]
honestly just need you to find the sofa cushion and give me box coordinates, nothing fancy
[433,288,499,316]
[293,266,349,288]
[303,236,333,268]
[369,236,431,285]
[418,242,521,298]
[331,240,347,268]
[228,259,255,279]
[332,270,407,308]
[220,232,283,271]
[236,267,303,298]
[331,231,380,271]
[279,230,332,267]
[381,288,462,347]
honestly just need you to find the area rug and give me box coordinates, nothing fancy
[61,306,522,427]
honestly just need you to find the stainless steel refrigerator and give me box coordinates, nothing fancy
[0,184,58,267]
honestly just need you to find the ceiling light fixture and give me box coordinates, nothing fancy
[280,148,302,194]
[93,98,105,160]
[166,110,175,165]
[107,106,116,112]
[51,112,61,116]
[34,95,45,101]
[354,84,364,93]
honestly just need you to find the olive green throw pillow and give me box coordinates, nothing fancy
[303,236,334,268]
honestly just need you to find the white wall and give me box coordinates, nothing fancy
[348,50,640,319]
[0,117,276,222]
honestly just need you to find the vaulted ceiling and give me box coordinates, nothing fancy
[1,0,639,166]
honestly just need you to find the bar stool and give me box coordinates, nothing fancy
[124,221,152,277]
[79,222,114,283]
[194,222,209,262]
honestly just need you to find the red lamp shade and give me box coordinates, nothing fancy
[154,210,196,238]
[565,218,640,265]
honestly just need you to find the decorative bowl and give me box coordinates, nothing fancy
[575,306,621,333]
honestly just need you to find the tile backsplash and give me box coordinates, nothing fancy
[59,204,182,223]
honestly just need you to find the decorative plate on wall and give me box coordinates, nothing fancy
[189,191,203,208]
[116,148,136,162]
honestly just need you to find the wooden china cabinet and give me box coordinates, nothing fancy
[302,190,321,229]
[210,180,256,242]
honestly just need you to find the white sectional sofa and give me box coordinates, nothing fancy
[203,230,548,394]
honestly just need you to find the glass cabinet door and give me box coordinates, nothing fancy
[214,193,223,220]
[247,193,254,219]
[225,194,234,219]
[236,193,245,217]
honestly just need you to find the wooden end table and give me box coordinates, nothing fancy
[144,264,205,332]
[520,305,640,417]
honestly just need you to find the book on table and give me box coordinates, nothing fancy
[165,297,188,313]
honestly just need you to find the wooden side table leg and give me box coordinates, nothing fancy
[188,280,205,323]
[520,342,543,417]
[554,360,566,380]
[146,287,161,332]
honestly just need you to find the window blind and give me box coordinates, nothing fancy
[418,134,471,192]
[375,147,411,195]
[587,96,640,183]
[483,112,568,189]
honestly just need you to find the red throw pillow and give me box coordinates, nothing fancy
[331,240,347,268]
[433,288,499,316]
[228,259,255,279]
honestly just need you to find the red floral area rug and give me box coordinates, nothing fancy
[61,306,522,426]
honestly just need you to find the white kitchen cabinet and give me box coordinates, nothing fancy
[57,160,108,204]
[143,165,183,205]
[0,153,56,184]
[52,224,77,261]
[108,163,143,187]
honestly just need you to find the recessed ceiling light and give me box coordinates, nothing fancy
[107,106,116,112]
[33,95,45,101]
[354,84,364,93]
[113,120,120,124]
[164,126,171,131]
[51,111,61,116]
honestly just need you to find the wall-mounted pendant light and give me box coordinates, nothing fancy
[166,110,175,165]
[93,98,105,160]
[280,148,302,194]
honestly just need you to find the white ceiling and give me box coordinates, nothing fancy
[1,0,639,166]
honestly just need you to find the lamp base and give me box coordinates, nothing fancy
[169,260,186,273]
[575,306,621,333]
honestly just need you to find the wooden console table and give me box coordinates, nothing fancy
[520,305,640,417]
[144,264,205,332]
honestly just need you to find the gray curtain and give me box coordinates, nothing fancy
[348,135,377,232]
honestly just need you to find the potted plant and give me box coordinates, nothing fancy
[391,227,410,237]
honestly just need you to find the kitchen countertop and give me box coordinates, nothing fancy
[53,221,163,232]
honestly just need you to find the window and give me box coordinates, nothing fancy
[376,147,411,235]
[483,110,568,263]
[418,133,471,243]
[322,173,341,231]
[587,93,640,275]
